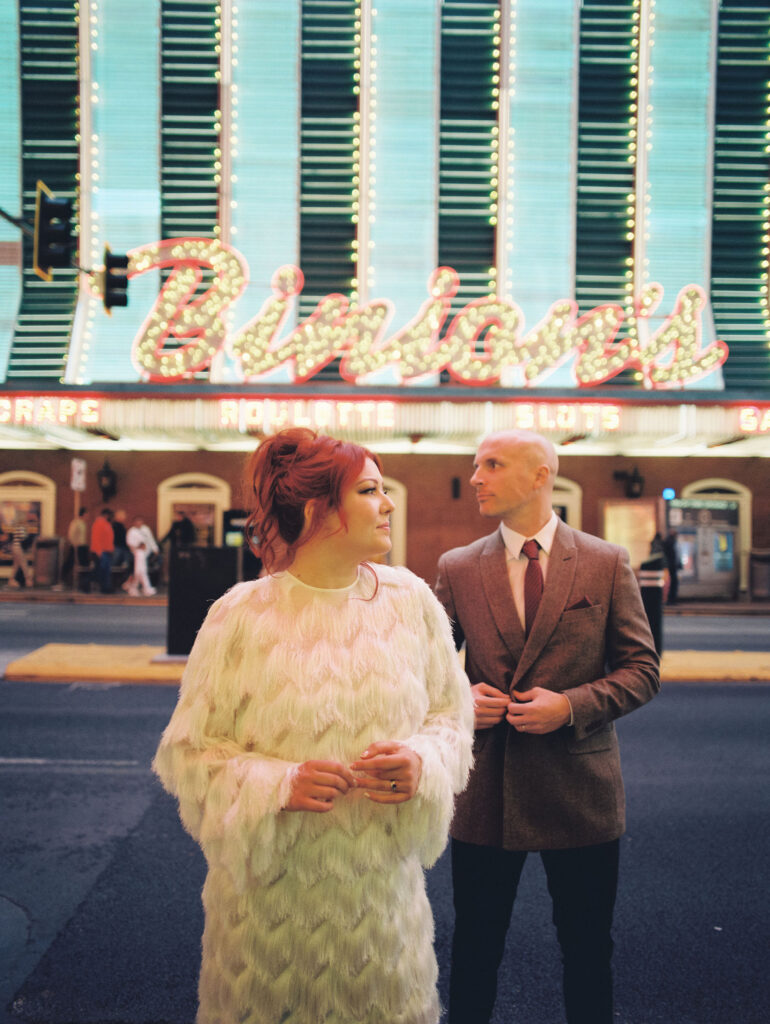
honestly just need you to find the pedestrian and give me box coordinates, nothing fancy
[153,427,474,1024]
[161,509,196,549]
[650,531,665,557]
[126,515,158,596]
[662,531,681,605]
[111,509,132,573]
[7,511,34,588]
[90,508,114,594]
[64,506,91,590]
[434,429,660,1024]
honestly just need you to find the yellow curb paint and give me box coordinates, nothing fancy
[660,650,770,682]
[4,644,184,685]
[4,644,770,686]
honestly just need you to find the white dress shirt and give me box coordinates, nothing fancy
[499,511,574,725]
[500,511,559,631]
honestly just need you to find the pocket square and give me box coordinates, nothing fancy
[566,596,593,611]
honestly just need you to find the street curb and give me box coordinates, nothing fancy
[4,644,770,686]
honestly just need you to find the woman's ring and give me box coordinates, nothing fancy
[390,780,397,792]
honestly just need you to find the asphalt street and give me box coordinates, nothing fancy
[1,680,769,1023]
[1,603,769,1023]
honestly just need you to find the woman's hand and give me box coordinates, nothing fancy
[285,760,358,813]
[349,741,422,803]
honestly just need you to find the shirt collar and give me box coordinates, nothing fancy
[500,511,559,560]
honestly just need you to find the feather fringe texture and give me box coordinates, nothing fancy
[153,564,474,1024]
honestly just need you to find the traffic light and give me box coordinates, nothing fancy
[33,180,74,280]
[103,246,129,313]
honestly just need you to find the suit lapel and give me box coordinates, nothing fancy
[513,520,577,687]
[480,529,526,670]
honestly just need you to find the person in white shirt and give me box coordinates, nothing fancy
[125,515,158,596]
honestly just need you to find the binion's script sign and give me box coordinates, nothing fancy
[117,238,729,390]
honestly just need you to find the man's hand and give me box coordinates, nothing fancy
[285,760,357,813]
[350,741,422,803]
[507,687,572,735]
[471,682,509,730]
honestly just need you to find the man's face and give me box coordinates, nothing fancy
[470,435,540,522]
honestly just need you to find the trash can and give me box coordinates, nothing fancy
[32,537,63,588]
[749,549,770,600]
[166,546,239,656]
[638,555,666,655]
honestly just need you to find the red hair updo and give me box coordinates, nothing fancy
[244,428,383,573]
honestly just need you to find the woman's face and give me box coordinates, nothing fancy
[323,457,395,560]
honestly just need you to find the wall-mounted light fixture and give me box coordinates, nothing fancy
[613,466,645,499]
[96,459,117,503]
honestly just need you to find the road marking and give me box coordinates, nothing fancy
[0,756,143,771]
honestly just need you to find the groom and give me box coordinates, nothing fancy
[435,429,660,1024]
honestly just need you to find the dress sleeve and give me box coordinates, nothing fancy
[397,580,475,867]
[152,591,302,889]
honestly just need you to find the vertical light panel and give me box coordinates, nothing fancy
[438,0,499,321]
[367,0,439,334]
[505,0,578,387]
[640,0,721,389]
[711,0,770,391]
[67,0,162,383]
[298,0,360,323]
[574,0,640,387]
[9,0,79,380]
[229,2,300,306]
[0,3,21,378]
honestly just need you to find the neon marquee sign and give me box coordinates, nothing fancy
[0,396,101,428]
[738,406,770,433]
[219,399,397,434]
[122,238,728,390]
[217,399,624,435]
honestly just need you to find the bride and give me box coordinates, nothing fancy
[153,427,474,1024]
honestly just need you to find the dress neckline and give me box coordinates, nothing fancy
[283,567,362,594]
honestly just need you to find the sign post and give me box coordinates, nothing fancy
[70,458,87,590]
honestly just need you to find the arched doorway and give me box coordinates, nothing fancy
[0,471,56,581]
[681,478,752,592]
[157,474,232,548]
[383,476,406,566]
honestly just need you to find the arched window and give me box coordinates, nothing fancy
[0,471,56,580]
[553,476,582,530]
[681,478,752,592]
[157,474,232,548]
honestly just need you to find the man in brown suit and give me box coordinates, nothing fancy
[435,430,660,1024]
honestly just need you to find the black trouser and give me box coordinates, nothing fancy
[449,837,620,1024]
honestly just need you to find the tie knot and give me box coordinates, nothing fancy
[522,539,540,561]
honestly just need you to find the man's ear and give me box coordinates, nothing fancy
[532,464,550,490]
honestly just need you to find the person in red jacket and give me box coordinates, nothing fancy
[90,508,115,593]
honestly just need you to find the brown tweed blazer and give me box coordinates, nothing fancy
[435,520,660,851]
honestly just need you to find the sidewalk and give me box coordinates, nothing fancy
[0,585,166,607]
[6,644,770,684]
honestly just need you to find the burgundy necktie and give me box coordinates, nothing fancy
[522,539,543,637]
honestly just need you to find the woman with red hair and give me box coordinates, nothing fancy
[154,428,474,1024]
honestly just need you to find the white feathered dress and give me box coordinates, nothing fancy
[153,563,474,1024]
